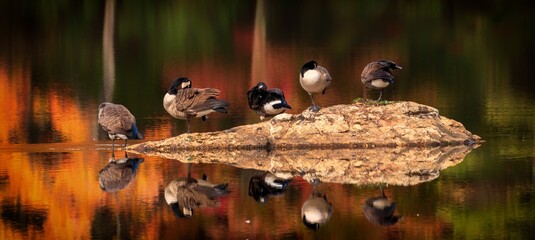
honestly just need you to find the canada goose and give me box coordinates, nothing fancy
[98,102,142,156]
[299,60,332,112]
[248,172,291,203]
[301,190,333,230]
[163,77,229,133]
[164,164,228,218]
[362,187,400,226]
[98,157,144,192]
[247,82,292,121]
[361,60,402,101]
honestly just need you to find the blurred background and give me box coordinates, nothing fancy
[0,0,534,239]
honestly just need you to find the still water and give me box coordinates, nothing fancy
[1,0,534,239]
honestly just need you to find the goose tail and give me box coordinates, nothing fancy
[131,123,143,139]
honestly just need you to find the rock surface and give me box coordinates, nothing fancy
[127,101,482,185]
[129,101,482,152]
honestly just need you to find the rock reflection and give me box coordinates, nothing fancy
[301,180,333,230]
[164,163,229,218]
[248,171,291,203]
[98,154,144,192]
[363,187,400,226]
[137,145,478,186]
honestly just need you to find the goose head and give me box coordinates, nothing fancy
[169,77,192,95]
[378,60,402,71]
[300,60,318,77]
[255,82,268,92]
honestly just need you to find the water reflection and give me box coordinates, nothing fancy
[90,207,117,240]
[164,163,229,218]
[301,180,333,230]
[98,154,144,192]
[363,187,401,226]
[248,171,291,203]
[1,200,47,233]
[146,145,477,185]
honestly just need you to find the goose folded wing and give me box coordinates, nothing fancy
[246,88,257,109]
[116,105,136,131]
[362,69,394,83]
[98,105,135,132]
[174,88,221,111]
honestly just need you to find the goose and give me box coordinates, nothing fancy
[98,156,144,192]
[247,82,292,121]
[362,187,400,226]
[248,172,291,203]
[163,77,229,133]
[301,191,333,230]
[361,60,402,101]
[164,164,228,218]
[299,60,332,112]
[98,102,142,156]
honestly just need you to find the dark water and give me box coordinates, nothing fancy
[1,0,534,239]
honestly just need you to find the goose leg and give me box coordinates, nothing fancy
[124,139,128,158]
[186,118,191,133]
[377,90,383,101]
[124,139,128,155]
[308,93,320,112]
[111,138,115,158]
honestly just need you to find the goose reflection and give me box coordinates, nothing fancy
[98,154,144,192]
[248,172,291,203]
[301,180,333,230]
[363,187,400,226]
[164,163,229,218]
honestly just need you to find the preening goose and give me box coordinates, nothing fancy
[163,77,229,133]
[247,82,292,120]
[299,60,332,112]
[98,102,142,156]
[361,60,402,101]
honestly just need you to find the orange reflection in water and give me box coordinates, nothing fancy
[0,61,31,145]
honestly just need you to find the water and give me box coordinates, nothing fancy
[1,0,534,239]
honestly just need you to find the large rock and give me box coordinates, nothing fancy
[129,101,482,152]
[127,101,482,186]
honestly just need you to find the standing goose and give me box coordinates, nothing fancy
[362,187,400,226]
[98,102,142,156]
[247,82,292,121]
[163,77,229,133]
[361,60,402,101]
[299,60,332,112]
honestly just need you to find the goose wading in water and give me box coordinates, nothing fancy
[98,102,142,157]
[247,82,292,121]
[163,77,229,133]
[299,60,332,112]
